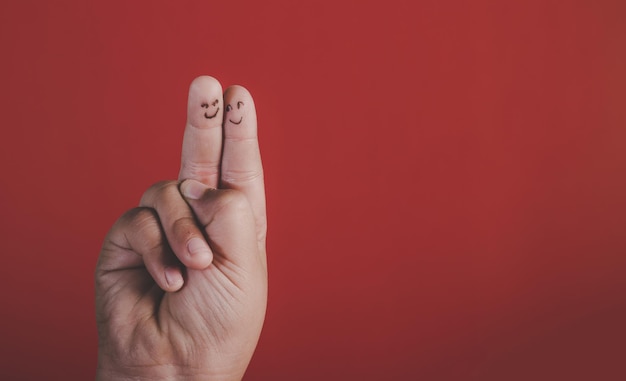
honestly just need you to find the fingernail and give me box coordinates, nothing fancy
[187,237,211,259]
[180,179,208,200]
[164,267,183,290]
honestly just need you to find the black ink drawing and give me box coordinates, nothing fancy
[201,99,219,119]
[226,101,244,125]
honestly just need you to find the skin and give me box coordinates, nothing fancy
[226,101,244,125]
[95,76,267,381]
[202,99,220,119]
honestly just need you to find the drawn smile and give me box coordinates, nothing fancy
[204,108,219,119]
[201,99,220,119]
[226,101,245,125]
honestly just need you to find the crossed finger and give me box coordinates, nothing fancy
[179,76,267,246]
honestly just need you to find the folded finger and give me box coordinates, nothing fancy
[139,181,213,270]
[100,207,184,293]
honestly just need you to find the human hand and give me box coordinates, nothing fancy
[95,76,267,381]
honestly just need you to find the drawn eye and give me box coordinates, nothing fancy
[237,101,244,109]
[226,104,233,112]
[201,103,209,108]
[212,99,219,106]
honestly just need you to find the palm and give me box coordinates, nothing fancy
[97,243,266,371]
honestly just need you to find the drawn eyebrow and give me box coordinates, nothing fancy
[202,100,219,109]
[237,101,244,109]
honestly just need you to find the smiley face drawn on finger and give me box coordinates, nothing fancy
[226,101,244,125]
[201,99,220,119]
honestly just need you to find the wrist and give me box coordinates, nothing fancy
[96,361,243,381]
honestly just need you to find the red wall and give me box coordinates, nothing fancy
[1,0,625,379]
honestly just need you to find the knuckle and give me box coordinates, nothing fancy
[220,167,263,185]
[180,162,219,183]
[130,208,162,242]
[139,180,178,206]
[108,207,163,251]
[117,207,153,228]
[171,215,199,241]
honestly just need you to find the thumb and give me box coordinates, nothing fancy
[179,179,259,267]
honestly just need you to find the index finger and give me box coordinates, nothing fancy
[179,76,224,187]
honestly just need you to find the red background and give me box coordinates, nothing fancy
[1,0,625,379]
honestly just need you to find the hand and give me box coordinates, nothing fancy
[95,76,267,381]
